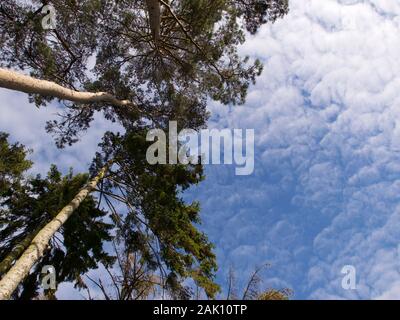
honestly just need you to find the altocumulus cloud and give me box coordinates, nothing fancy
[2,0,400,299]
[186,0,400,299]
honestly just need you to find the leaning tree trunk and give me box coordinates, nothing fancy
[0,162,111,300]
[0,68,136,108]
[146,0,161,42]
[0,224,45,276]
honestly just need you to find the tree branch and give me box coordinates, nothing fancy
[0,68,138,109]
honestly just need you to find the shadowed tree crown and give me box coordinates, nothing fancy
[0,133,114,299]
[0,132,32,197]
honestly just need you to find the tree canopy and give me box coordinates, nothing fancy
[0,0,289,147]
[0,131,219,299]
[0,133,114,298]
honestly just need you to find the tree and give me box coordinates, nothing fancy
[226,264,292,300]
[89,128,219,299]
[0,133,114,299]
[0,132,32,197]
[82,239,164,300]
[0,0,289,146]
[0,131,219,299]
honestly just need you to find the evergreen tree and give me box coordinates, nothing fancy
[90,128,219,298]
[0,0,289,146]
[0,131,219,299]
[0,132,32,197]
[0,133,114,299]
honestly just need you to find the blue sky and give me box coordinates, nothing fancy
[2,0,400,299]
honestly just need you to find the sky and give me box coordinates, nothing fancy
[2,0,400,299]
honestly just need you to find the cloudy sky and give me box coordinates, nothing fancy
[2,0,400,299]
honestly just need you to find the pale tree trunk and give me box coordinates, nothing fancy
[0,68,135,108]
[0,224,44,275]
[146,0,161,41]
[0,162,111,300]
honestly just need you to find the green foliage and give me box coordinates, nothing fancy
[0,0,289,147]
[0,132,32,197]
[92,128,219,298]
[0,133,113,299]
[233,0,289,35]
[0,129,219,299]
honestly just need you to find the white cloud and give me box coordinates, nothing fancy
[0,88,121,175]
[191,0,400,299]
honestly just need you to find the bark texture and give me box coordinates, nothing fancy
[0,162,111,300]
[146,0,161,41]
[0,225,44,276]
[0,68,134,108]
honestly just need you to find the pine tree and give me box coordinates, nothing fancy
[0,132,32,196]
[90,128,220,298]
[0,130,219,299]
[0,0,289,146]
[0,133,114,299]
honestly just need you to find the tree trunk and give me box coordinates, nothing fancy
[0,162,111,300]
[0,68,135,108]
[0,224,44,276]
[146,0,161,41]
